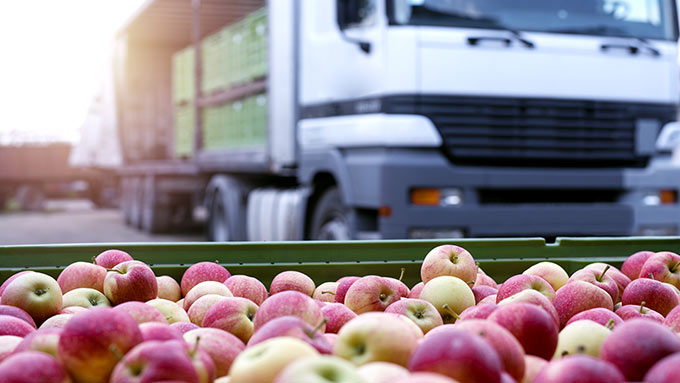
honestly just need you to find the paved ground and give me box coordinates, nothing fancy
[0,199,205,245]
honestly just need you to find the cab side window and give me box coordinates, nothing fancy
[337,0,378,29]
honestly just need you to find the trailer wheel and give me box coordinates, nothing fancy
[208,189,230,242]
[141,176,171,234]
[129,177,144,229]
[16,185,46,212]
[310,187,352,240]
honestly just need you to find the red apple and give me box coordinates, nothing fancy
[534,355,625,383]
[621,277,679,316]
[643,353,680,383]
[335,276,360,304]
[343,276,400,314]
[409,282,425,299]
[584,263,631,301]
[384,277,410,298]
[39,314,72,330]
[0,351,69,383]
[13,328,61,359]
[156,275,182,302]
[223,275,268,305]
[600,318,680,381]
[496,274,555,303]
[420,245,477,285]
[565,307,623,328]
[459,303,498,321]
[358,362,410,383]
[487,302,558,360]
[180,261,231,297]
[552,280,613,328]
[146,298,190,324]
[1,272,62,325]
[113,301,168,324]
[183,327,246,378]
[60,306,87,315]
[0,336,21,362]
[522,355,548,383]
[639,251,680,288]
[615,302,664,323]
[472,286,498,304]
[58,306,142,383]
[0,315,35,337]
[408,328,502,383]
[385,298,443,334]
[522,262,569,291]
[170,321,199,334]
[138,322,183,342]
[187,294,228,326]
[621,251,655,280]
[0,271,33,297]
[103,260,158,305]
[569,267,619,303]
[248,315,332,354]
[94,249,133,268]
[183,281,233,311]
[497,289,559,329]
[320,302,356,334]
[474,272,499,289]
[202,297,258,343]
[312,282,338,302]
[395,372,459,383]
[57,262,107,294]
[253,290,324,331]
[0,305,36,328]
[109,339,201,383]
[479,295,497,305]
[270,271,315,296]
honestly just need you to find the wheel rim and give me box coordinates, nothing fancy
[317,217,351,240]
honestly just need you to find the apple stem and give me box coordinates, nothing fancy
[605,319,616,330]
[399,268,405,282]
[597,265,611,282]
[466,281,475,286]
[672,263,680,273]
[321,291,336,295]
[306,318,329,338]
[91,256,97,264]
[106,268,125,274]
[190,335,201,357]
[109,345,124,362]
[649,273,655,280]
[441,304,460,321]
[214,260,219,264]
[640,301,647,314]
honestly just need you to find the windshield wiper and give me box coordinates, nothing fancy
[468,29,535,48]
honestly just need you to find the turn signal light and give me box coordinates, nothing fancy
[411,188,441,206]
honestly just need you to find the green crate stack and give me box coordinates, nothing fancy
[250,93,268,146]
[172,47,195,104]
[246,8,268,80]
[228,21,247,87]
[174,105,195,157]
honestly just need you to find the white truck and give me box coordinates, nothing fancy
[103,0,680,241]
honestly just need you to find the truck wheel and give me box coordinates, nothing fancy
[208,190,230,242]
[141,176,171,234]
[310,187,352,240]
[16,185,46,212]
[129,178,144,229]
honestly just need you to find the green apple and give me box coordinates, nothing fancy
[420,276,475,324]
[275,355,367,383]
[146,298,190,324]
[1,272,62,325]
[62,288,110,309]
[553,319,611,359]
[229,337,318,383]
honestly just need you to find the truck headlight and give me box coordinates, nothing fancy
[655,122,680,152]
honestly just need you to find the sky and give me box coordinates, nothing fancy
[0,0,144,145]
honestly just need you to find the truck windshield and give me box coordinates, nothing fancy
[391,0,678,40]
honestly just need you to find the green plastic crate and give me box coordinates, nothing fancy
[172,47,195,104]
[246,8,268,80]
[174,105,195,157]
[1,237,679,287]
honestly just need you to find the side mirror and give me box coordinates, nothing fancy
[336,0,375,54]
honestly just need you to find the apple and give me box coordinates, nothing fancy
[458,303,498,321]
[202,297,258,343]
[269,271,316,296]
[344,276,400,314]
[183,327,245,377]
[621,251,655,280]
[408,328,502,383]
[333,312,420,366]
[325,333,337,348]
[569,267,619,303]
[94,249,133,268]
[13,328,61,359]
[229,337,318,383]
[474,272,499,289]
[0,351,69,383]
[0,336,21,362]
[663,304,680,333]
[615,302,664,323]
[185,341,217,383]
[472,285,498,304]
[103,260,158,305]
[533,355,625,383]
[183,281,233,311]
[320,302,357,334]
[109,339,201,383]
[312,282,338,303]
[156,275,182,301]
[146,298,191,324]
[395,372,459,383]
[39,314,72,330]
[522,355,548,383]
[565,307,623,328]
[639,251,680,288]
[385,298,443,334]
[522,262,569,291]
[0,271,33,297]
[357,362,410,383]
[643,353,680,383]
[335,276,360,304]
[408,282,425,299]
[57,262,107,294]
[496,274,555,303]
[1,272,62,325]
[113,301,168,324]
[170,321,199,334]
[58,307,142,383]
[420,276,475,324]
[420,245,477,285]
[60,306,87,315]
[187,294,228,326]
[553,319,610,359]
[180,261,231,297]
[479,295,497,305]
[621,277,679,316]
[552,280,613,328]
[454,319,526,381]
[248,315,332,354]
[487,302,558,360]
[61,288,110,309]
[0,315,35,337]
[600,318,680,381]
[223,275,268,305]
[497,289,559,328]
[584,263,631,300]
[274,355,367,383]
[254,290,325,331]
[0,306,36,328]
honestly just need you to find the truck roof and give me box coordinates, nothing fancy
[117,0,264,47]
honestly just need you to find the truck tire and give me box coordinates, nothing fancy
[208,189,230,242]
[16,185,46,212]
[129,177,144,229]
[121,178,133,224]
[141,176,171,234]
[309,187,353,240]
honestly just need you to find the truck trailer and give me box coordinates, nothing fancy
[105,0,680,241]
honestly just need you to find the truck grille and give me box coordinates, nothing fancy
[410,96,676,167]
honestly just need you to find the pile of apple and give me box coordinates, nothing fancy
[1,246,680,382]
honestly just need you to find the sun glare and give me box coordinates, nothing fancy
[0,0,144,145]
